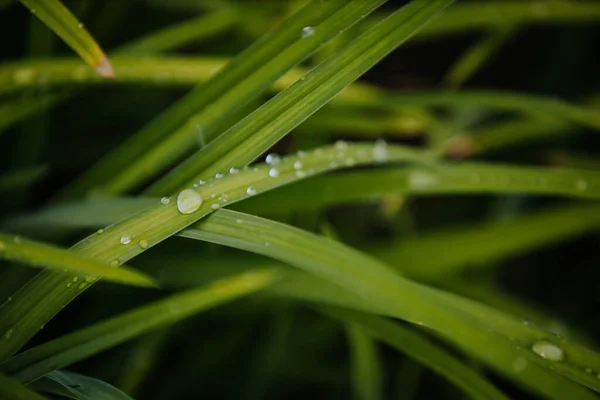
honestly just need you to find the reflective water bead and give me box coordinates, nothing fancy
[532,340,564,362]
[335,140,348,150]
[294,161,303,170]
[246,186,257,196]
[160,197,171,205]
[266,153,281,165]
[269,168,279,177]
[215,173,225,179]
[110,259,120,267]
[301,26,315,39]
[139,240,149,249]
[177,189,203,214]
[229,167,240,174]
[210,203,220,210]
[120,235,132,245]
[373,139,388,162]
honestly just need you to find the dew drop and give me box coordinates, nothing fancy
[79,283,86,289]
[295,170,306,178]
[246,186,257,196]
[66,283,72,288]
[229,167,239,174]
[373,139,388,162]
[85,276,95,283]
[409,171,438,189]
[294,161,303,170]
[335,140,348,150]
[210,203,220,210]
[532,340,564,362]
[4,328,13,340]
[96,228,105,235]
[177,189,203,214]
[120,234,132,245]
[160,197,171,205]
[266,153,281,165]
[199,180,206,185]
[236,219,243,224]
[215,173,225,179]
[110,259,120,267]
[301,26,315,39]
[139,240,149,249]
[269,168,279,177]
[297,150,306,158]
[576,179,588,191]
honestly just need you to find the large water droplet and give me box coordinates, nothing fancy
[177,189,203,214]
[120,235,131,245]
[532,340,564,362]
[269,168,279,177]
[246,186,257,196]
[301,26,315,39]
[266,153,281,165]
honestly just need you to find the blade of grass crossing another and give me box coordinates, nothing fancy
[0,143,430,362]
[147,0,456,195]
[0,269,276,383]
[0,233,155,287]
[18,0,113,77]
[58,0,386,198]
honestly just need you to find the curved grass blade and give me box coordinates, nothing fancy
[0,233,155,288]
[147,0,456,195]
[372,204,600,281]
[0,142,429,361]
[345,322,382,400]
[178,209,600,399]
[59,0,386,199]
[0,269,276,383]
[0,372,50,400]
[18,0,113,77]
[324,308,509,400]
[31,370,133,400]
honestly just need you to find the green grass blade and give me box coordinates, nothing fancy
[379,91,600,130]
[324,308,509,400]
[0,372,50,400]
[0,233,155,288]
[148,0,455,195]
[0,93,66,135]
[178,209,600,399]
[31,370,133,400]
[59,0,385,198]
[372,203,600,282]
[0,166,47,193]
[420,1,600,38]
[0,269,276,383]
[18,0,113,77]
[345,322,382,400]
[0,142,429,361]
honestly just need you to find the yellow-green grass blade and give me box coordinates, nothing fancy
[0,372,50,400]
[147,0,456,196]
[0,142,429,361]
[31,370,133,400]
[178,209,600,398]
[324,308,509,400]
[0,233,155,288]
[371,203,600,282]
[59,0,386,199]
[18,0,113,77]
[345,322,383,400]
[0,269,276,383]
[420,1,600,38]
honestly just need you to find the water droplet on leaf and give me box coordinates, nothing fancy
[177,189,203,214]
[532,340,564,362]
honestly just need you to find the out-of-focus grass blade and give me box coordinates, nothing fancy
[443,26,515,88]
[178,209,600,399]
[0,232,155,287]
[0,372,50,400]
[148,0,456,195]
[345,323,382,400]
[59,0,386,199]
[31,370,133,400]
[18,0,114,77]
[0,93,65,135]
[379,91,600,130]
[0,269,276,383]
[0,166,46,192]
[325,308,509,400]
[420,1,600,38]
[372,204,600,282]
[0,143,430,361]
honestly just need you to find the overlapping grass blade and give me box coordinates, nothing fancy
[372,204,600,281]
[0,143,429,361]
[324,308,509,400]
[0,233,154,287]
[0,269,276,383]
[0,372,49,400]
[177,209,600,399]
[59,0,386,198]
[18,0,113,77]
[31,370,133,400]
[345,322,382,400]
[147,0,456,195]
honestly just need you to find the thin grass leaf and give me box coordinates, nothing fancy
[0,93,65,135]
[177,209,600,399]
[59,0,386,198]
[0,233,155,288]
[345,322,383,400]
[0,142,429,361]
[0,166,46,193]
[0,269,276,383]
[324,308,509,400]
[18,0,113,77]
[31,370,133,400]
[0,372,50,400]
[147,0,455,195]
[372,203,600,282]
